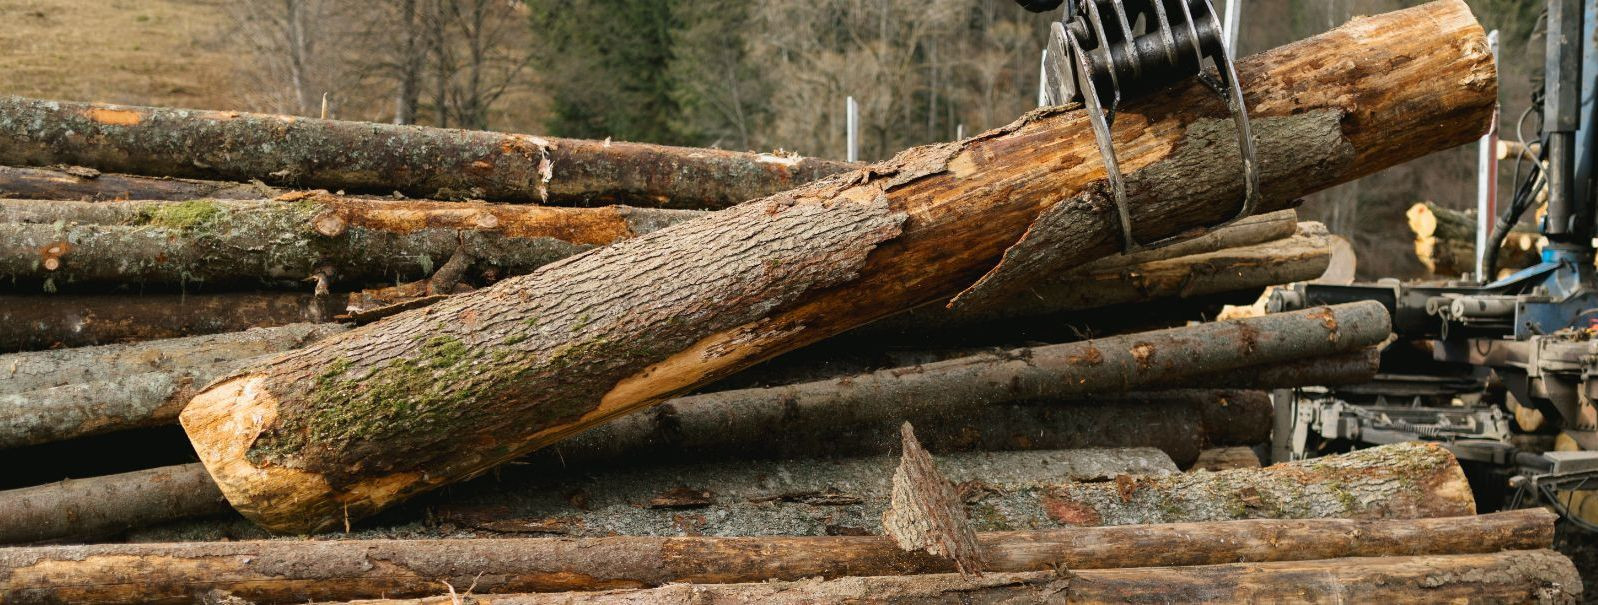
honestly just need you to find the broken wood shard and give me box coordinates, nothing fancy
[882,423,984,575]
[0,99,854,209]
[0,510,1559,603]
[178,0,1497,533]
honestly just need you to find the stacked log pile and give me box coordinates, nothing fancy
[0,2,1582,602]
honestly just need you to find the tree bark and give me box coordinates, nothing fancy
[179,1,1498,533]
[267,552,1581,605]
[0,323,347,395]
[405,441,1473,539]
[538,389,1270,473]
[0,165,278,201]
[0,99,854,209]
[861,219,1329,334]
[0,195,698,289]
[0,510,1558,604]
[0,292,341,353]
[0,463,226,544]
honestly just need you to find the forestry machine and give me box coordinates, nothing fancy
[1027,0,1598,523]
[1264,0,1598,524]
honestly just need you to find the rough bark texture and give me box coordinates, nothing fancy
[514,303,1383,464]
[0,323,347,394]
[0,292,341,353]
[918,221,1332,328]
[0,195,698,289]
[1029,442,1474,527]
[328,442,1464,540]
[0,511,1560,604]
[0,164,279,201]
[0,100,853,209]
[0,463,226,545]
[179,1,1498,533]
[538,389,1271,472]
[316,551,1582,605]
[882,423,983,574]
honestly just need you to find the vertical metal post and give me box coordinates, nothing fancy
[845,96,859,163]
[1038,50,1050,107]
[956,123,964,141]
[1544,0,1586,244]
[1476,30,1500,281]
[1222,0,1242,59]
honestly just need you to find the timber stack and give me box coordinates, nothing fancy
[0,2,1585,603]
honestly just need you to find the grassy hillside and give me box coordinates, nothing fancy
[0,0,244,110]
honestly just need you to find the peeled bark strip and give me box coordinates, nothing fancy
[885,221,1330,331]
[0,323,347,394]
[0,513,1561,604]
[179,2,1496,533]
[318,551,1580,605]
[541,389,1271,471]
[1029,442,1473,527]
[0,195,698,288]
[0,99,853,209]
[882,423,983,574]
[0,463,226,544]
[0,292,340,353]
[0,164,279,201]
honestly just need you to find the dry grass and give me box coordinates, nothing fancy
[0,0,246,110]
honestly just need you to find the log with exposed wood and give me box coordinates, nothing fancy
[406,441,1473,538]
[0,99,854,209]
[0,509,1557,603]
[176,1,1498,533]
[0,195,699,290]
[0,292,341,352]
[330,551,1580,604]
[0,464,227,544]
[863,218,1329,335]
[1406,201,1541,277]
[0,390,1267,544]
[0,164,279,201]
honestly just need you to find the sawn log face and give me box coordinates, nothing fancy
[179,0,1498,532]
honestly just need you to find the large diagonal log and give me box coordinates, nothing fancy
[0,196,698,289]
[0,510,1555,604]
[0,101,853,209]
[179,1,1497,533]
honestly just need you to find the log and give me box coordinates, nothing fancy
[1189,447,1262,471]
[319,551,1582,605]
[0,292,340,353]
[0,164,278,201]
[0,100,854,210]
[0,195,699,289]
[178,1,1498,533]
[1406,201,1541,277]
[407,441,1473,538]
[0,510,1557,604]
[540,389,1271,472]
[0,391,1261,544]
[862,220,1327,335]
[0,323,348,395]
[0,464,226,544]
